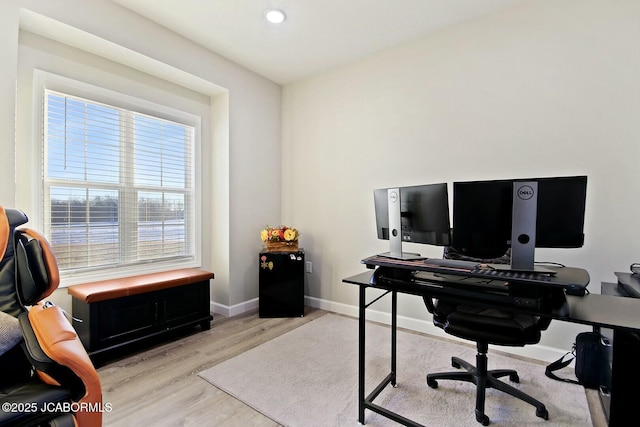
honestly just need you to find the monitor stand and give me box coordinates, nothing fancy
[506,180,556,275]
[378,188,424,261]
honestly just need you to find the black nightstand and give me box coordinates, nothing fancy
[259,250,305,317]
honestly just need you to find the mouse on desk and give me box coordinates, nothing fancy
[564,284,586,297]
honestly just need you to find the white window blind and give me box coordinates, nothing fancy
[43,89,196,273]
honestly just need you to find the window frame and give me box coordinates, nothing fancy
[34,70,202,284]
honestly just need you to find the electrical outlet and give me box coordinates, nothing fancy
[305,261,313,273]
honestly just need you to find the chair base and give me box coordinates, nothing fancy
[427,349,549,426]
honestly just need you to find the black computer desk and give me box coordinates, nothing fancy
[343,263,640,427]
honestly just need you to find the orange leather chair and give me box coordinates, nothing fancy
[0,206,102,426]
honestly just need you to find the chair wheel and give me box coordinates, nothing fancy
[426,377,438,388]
[475,410,490,426]
[536,407,549,420]
[509,373,520,383]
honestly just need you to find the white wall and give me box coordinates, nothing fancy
[1,0,282,311]
[3,0,639,361]
[283,0,640,360]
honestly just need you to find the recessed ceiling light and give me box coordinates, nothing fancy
[265,8,286,24]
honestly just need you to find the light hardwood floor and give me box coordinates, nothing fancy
[97,307,606,427]
[99,307,327,426]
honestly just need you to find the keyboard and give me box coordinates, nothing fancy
[424,258,556,281]
[473,268,553,281]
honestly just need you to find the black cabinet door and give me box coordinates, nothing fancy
[96,293,158,348]
[162,281,210,329]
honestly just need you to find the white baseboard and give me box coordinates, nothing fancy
[211,297,258,317]
[211,295,569,364]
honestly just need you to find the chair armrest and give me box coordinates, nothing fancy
[28,303,102,427]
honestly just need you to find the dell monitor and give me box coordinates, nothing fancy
[374,183,450,260]
[451,175,587,273]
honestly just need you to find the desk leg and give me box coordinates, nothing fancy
[391,290,397,387]
[359,283,366,424]
[355,284,423,427]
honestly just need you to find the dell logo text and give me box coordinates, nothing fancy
[516,185,535,200]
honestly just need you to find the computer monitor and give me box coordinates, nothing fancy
[451,175,587,273]
[374,183,450,260]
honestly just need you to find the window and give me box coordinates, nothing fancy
[43,88,197,275]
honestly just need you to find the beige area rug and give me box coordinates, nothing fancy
[199,314,591,426]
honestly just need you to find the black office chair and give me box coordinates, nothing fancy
[423,247,550,426]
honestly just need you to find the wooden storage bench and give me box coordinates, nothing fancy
[68,268,214,357]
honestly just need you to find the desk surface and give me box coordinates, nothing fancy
[344,271,640,332]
